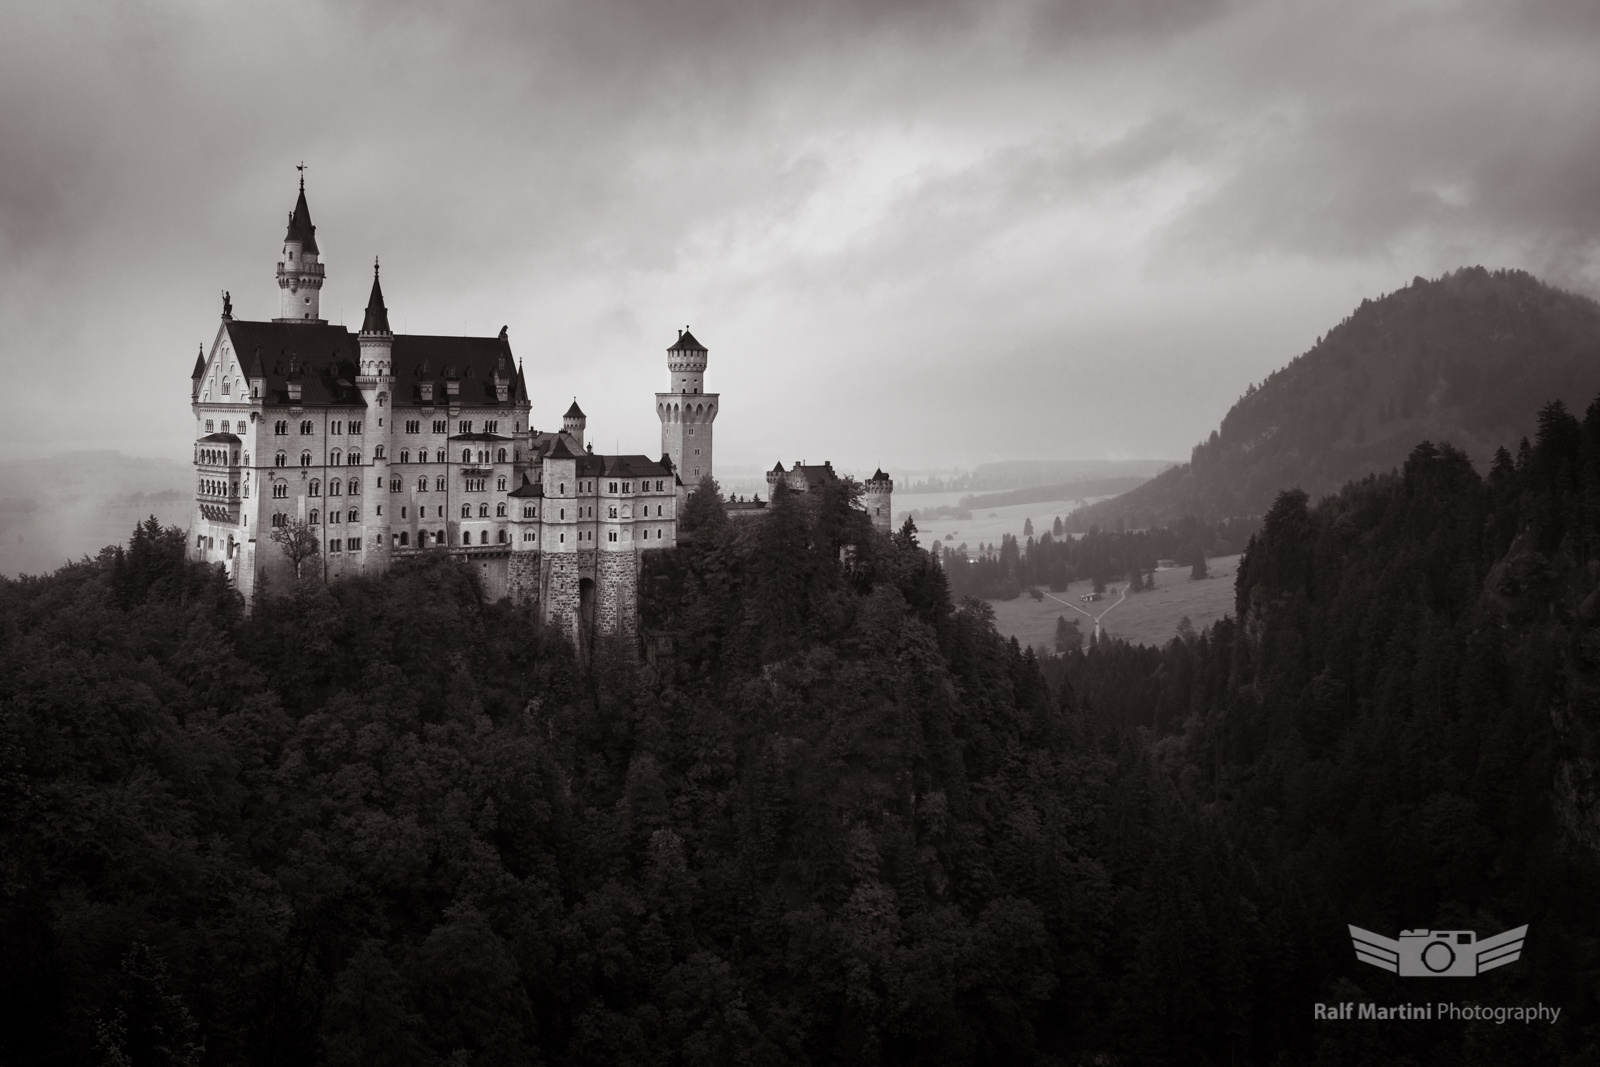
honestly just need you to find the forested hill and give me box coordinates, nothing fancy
[1072,266,1600,529]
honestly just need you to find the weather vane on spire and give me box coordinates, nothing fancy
[296,161,306,190]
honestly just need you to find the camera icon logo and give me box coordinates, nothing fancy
[1349,924,1527,977]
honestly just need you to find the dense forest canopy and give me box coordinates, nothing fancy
[6,394,1600,1064]
[1074,267,1600,531]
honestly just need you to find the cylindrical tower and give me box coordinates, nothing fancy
[358,259,395,568]
[275,175,326,323]
[864,469,894,536]
[656,327,719,489]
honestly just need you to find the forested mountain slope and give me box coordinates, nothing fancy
[1072,267,1600,529]
[9,400,1600,1062]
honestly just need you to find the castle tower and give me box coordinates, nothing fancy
[275,173,326,323]
[563,401,586,449]
[864,469,894,536]
[656,327,719,490]
[358,259,395,569]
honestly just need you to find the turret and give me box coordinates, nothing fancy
[656,327,719,487]
[863,469,894,536]
[563,400,586,448]
[275,173,326,323]
[357,258,395,570]
[191,345,206,401]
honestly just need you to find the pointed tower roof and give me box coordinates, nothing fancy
[283,178,319,254]
[191,345,206,380]
[514,360,529,403]
[669,328,706,353]
[361,258,391,334]
[565,400,585,418]
[547,437,578,460]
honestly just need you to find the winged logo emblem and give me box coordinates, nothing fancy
[1349,924,1527,977]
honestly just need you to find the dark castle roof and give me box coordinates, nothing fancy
[284,185,319,254]
[220,320,525,410]
[564,401,585,419]
[361,262,391,334]
[669,329,706,353]
[192,347,206,379]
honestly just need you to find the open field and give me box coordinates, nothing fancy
[987,554,1241,652]
[910,496,1117,550]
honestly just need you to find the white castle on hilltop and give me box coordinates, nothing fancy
[187,177,891,643]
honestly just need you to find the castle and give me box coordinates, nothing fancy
[187,178,890,643]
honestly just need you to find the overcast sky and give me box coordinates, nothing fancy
[2,0,1597,475]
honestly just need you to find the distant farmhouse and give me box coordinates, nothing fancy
[186,176,894,644]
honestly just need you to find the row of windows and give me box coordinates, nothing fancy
[202,420,240,434]
[198,448,238,465]
[273,420,363,436]
[327,538,361,553]
[305,509,361,524]
[391,448,510,464]
[199,479,235,497]
[455,503,510,518]
[274,451,365,467]
[400,419,504,435]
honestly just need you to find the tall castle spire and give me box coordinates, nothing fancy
[274,167,326,324]
[656,326,719,488]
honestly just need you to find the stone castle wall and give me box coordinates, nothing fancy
[596,551,639,640]
[507,551,541,606]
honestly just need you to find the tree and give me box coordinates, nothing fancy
[1191,552,1208,580]
[1053,516,1064,536]
[269,517,320,579]
[1023,517,1034,537]
[1055,614,1082,652]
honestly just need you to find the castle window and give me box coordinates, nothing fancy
[496,475,507,491]
[694,448,700,456]
[205,420,214,432]
[348,537,360,551]
[301,451,312,467]
[244,452,249,465]
[401,507,407,518]
[390,477,402,492]
[497,448,507,463]
[496,502,507,517]
[400,450,410,463]
[435,449,446,463]
[348,479,360,496]
[559,508,565,520]
[642,529,648,539]
[498,530,507,543]
[374,445,384,459]
[480,531,488,544]
[608,531,616,542]
[623,482,631,493]
[331,421,342,435]
[330,449,341,465]
[559,483,565,494]
[330,479,342,496]
[485,420,497,433]
[478,502,489,517]
[687,428,694,436]
[300,420,313,435]
[399,531,408,546]
[559,533,564,544]
[348,452,361,466]
[273,420,285,435]
[350,421,362,434]
[348,509,358,523]
[309,479,321,496]
[329,539,341,553]
[405,420,419,434]
[657,528,662,539]
[608,506,617,518]
[274,452,286,467]
[436,476,446,491]
[609,482,617,493]
[433,420,446,434]
[459,421,472,434]
[309,509,319,524]
[221,380,229,395]
[329,510,340,524]
[462,504,472,518]
[417,476,428,492]
[462,449,472,464]
[523,506,534,518]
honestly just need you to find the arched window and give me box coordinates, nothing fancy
[300,451,312,467]
[496,503,506,517]
[399,531,409,546]
[348,508,358,523]
[274,420,288,435]
[608,506,617,518]
[274,452,287,467]
[478,502,489,517]
[330,449,342,466]
[480,531,489,545]
[347,478,360,496]
[462,449,472,464]
[348,452,361,466]
[300,420,313,435]
[374,445,384,459]
[272,512,286,527]
[309,509,320,524]
[496,476,507,491]
[399,450,410,463]
[461,503,471,518]
[330,479,342,496]
[243,452,249,466]
[461,531,471,545]
[497,448,507,463]
[435,449,446,463]
[309,479,321,496]
[497,530,506,543]
[435,476,446,491]
[418,476,429,492]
